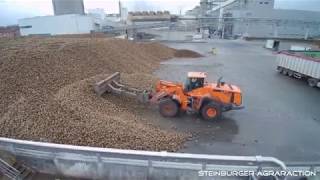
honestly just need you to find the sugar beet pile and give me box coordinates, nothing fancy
[0,38,201,151]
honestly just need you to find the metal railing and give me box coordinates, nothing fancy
[0,158,19,180]
[0,137,319,179]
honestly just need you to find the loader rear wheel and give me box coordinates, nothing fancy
[201,102,221,121]
[159,99,179,117]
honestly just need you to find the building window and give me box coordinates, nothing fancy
[259,2,263,4]
[264,2,269,4]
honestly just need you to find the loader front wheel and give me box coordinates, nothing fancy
[159,99,179,117]
[201,102,221,121]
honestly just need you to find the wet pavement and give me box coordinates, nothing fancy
[154,39,320,162]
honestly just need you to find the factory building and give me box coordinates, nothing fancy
[18,14,97,36]
[18,0,99,36]
[52,0,85,15]
[187,0,320,39]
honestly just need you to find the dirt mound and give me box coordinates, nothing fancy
[0,37,189,151]
[174,49,203,58]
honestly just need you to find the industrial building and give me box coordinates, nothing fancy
[18,14,97,36]
[18,0,99,36]
[186,0,320,39]
[52,0,85,15]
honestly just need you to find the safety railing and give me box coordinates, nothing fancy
[0,137,319,179]
[0,158,20,180]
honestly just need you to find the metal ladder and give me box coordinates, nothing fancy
[0,158,34,180]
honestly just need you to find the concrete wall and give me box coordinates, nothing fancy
[231,19,320,38]
[231,8,320,21]
[243,0,274,10]
[200,0,320,38]
[224,4,320,38]
[142,29,196,41]
[18,15,95,36]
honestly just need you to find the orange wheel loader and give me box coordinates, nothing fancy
[94,72,244,121]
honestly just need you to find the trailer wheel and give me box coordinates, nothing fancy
[287,70,294,77]
[200,102,222,121]
[277,67,283,73]
[281,68,288,75]
[159,98,179,117]
[308,78,318,87]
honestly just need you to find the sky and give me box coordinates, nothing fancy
[0,0,320,26]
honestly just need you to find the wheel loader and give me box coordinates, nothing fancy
[94,72,243,120]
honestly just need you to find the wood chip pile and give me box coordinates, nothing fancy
[0,37,200,151]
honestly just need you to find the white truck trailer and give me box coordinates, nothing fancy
[277,50,320,88]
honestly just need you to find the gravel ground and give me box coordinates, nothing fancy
[0,37,199,151]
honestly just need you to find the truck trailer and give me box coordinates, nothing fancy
[277,50,320,88]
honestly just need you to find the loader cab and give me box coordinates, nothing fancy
[185,72,206,92]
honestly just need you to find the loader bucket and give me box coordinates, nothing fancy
[94,72,151,103]
[94,72,121,96]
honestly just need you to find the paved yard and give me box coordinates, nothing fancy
[154,39,320,162]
